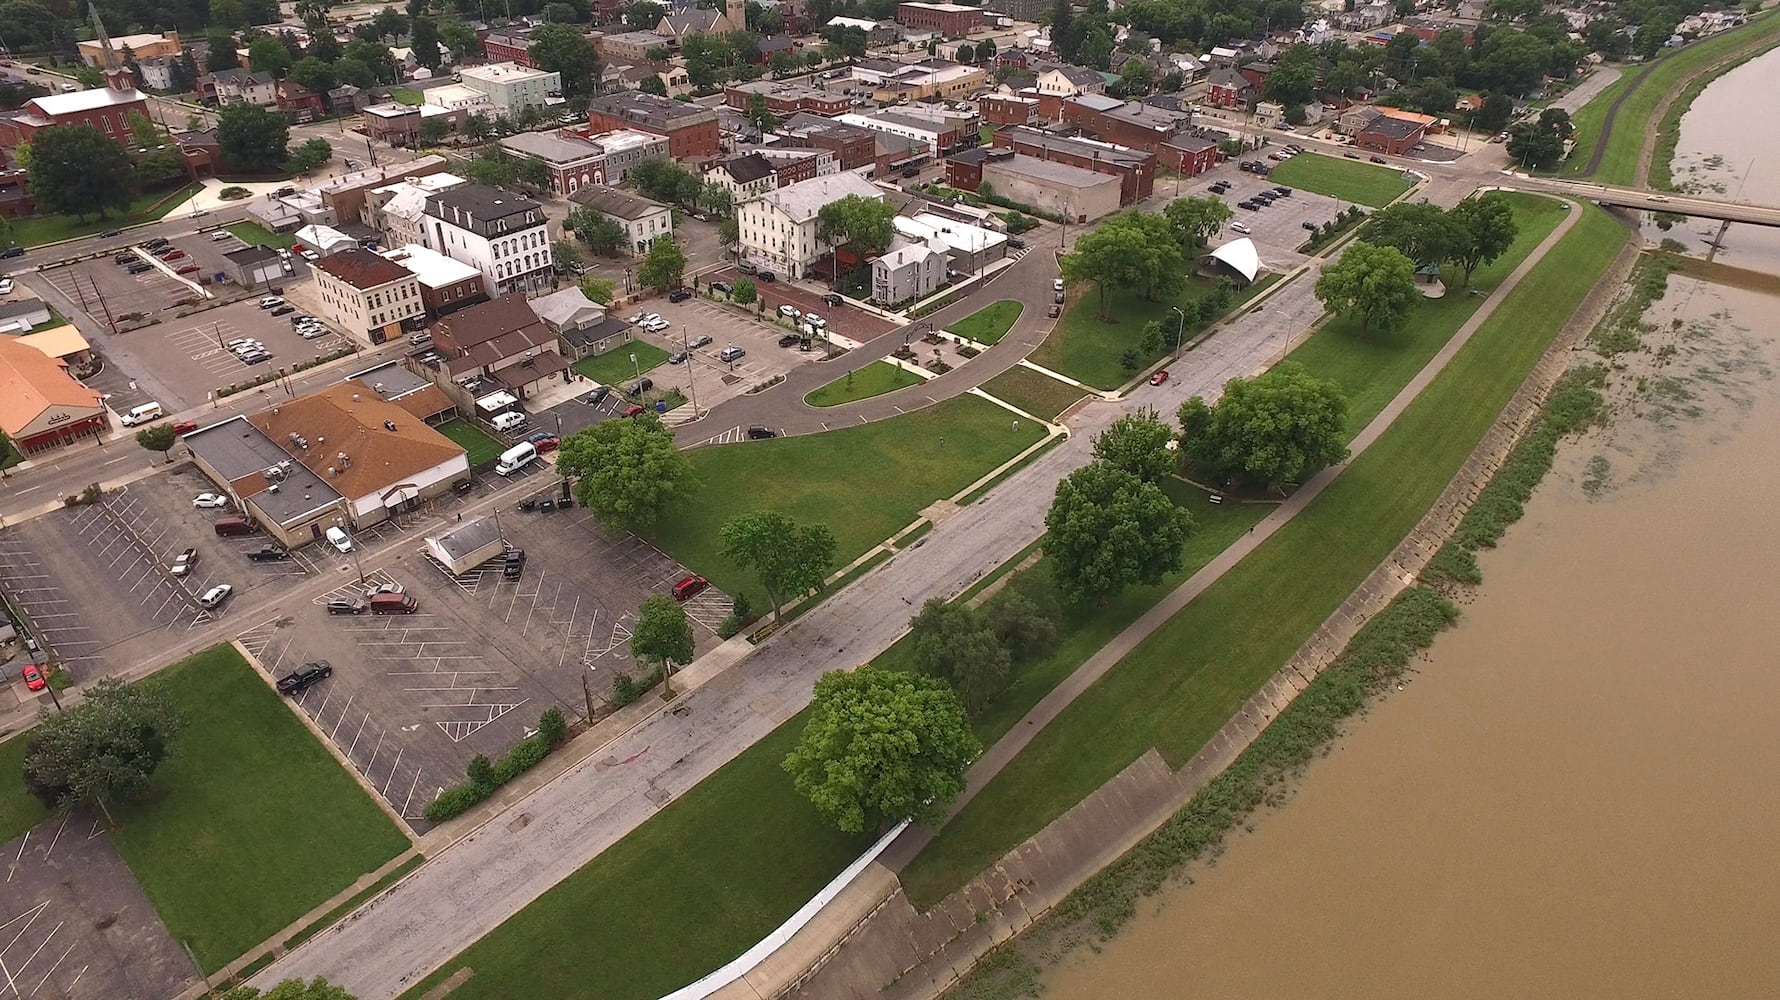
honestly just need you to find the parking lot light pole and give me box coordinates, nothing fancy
[1170,306,1186,354]
[336,516,366,584]
[682,325,699,413]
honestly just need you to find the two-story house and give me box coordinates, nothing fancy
[311,248,426,345]
[568,186,673,257]
[736,172,883,279]
[421,184,554,297]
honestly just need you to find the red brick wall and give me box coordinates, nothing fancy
[1354,122,1425,154]
[482,38,536,67]
[774,154,818,185]
[894,3,983,34]
[584,110,719,159]
[945,157,984,191]
[998,133,1154,203]
[980,96,1034,125]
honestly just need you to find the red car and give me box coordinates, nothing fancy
[21,663,46,691]
[173,420,198,434]
[1150,369,1170,386]
[163,250,186,260]
[176,263,200,274]
[672,575,709,602]
[622,404,646,418]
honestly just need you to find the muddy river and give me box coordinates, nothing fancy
[1042,54,1780,1000]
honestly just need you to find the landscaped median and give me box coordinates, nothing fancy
[946,299,1023,345]
[804,359,924,407]
[980,366,1089,420]
[897,202,1628,907]
[1038,274,1277,391]
[1265,152,1413,208]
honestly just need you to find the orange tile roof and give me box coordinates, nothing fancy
[247,379,464,500]
[0,336,103,436]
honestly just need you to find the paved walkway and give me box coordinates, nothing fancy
[880,197,1585,870]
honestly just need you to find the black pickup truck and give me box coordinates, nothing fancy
[276,661,333,695]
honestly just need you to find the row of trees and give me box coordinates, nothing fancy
[1058,199,1231,318]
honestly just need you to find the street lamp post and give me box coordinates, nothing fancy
[682,325,699,413]
[1170,305,1186,354]
[336,516,366,584]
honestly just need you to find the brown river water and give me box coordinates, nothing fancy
[1041,52,1780,1000]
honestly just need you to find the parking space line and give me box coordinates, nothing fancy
[380,748,403,796]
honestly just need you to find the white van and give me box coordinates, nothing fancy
[496,442,538,476]
[491,411,528,433]
[120,401,164,427]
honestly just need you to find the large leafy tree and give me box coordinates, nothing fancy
[815,194,896,257]
[1360,202,1463,268]
[134,424,178,461]
[22,676,184,822]
[783,669,980,834]
[1059,209,1184,317]
[289,137,334,174]
[530,23,600,95]
[1045,460,1194,605]
[1506,109,1569,170]
[1091,408,1176,484]
[568,207,627,255]
[219,978,357,1000]
[631,595,694,675]
[288,56,337,96]
[720,510,836,622]
[207,29,242,70]
[218,103,290,173]
[1177,361,1349,492]
[248,35,294,77]
[1314,241,1418,333]
[1446,193,1519,286]
[1162,195,1233,249]
[556,413,692,529]
[628,157,699,206]
[410,16,443,71]
[27,125,133,220]
[636,235,686,291]
[908,599,1009,715]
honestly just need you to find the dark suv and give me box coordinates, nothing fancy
[277,661,333,695]
[503,548,526,580]
[325,598,367,615]
[668,287,692,302]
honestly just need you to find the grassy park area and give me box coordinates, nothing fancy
[649,395,1045,600]
[437,418,505,466]
[1265,153,1413,208]
[112,646,409,972]
[1564,10,1780,184]
[981,366,1088,420]
[401,717,870,1000]
[13,182,203,247]
[227,221,297,250]
[804,360,924,406]
[0,731,49,843]
[573,341,670,386]
[1035,274,1274,390]
[947,300,1023,344]
[898,203,1626,907]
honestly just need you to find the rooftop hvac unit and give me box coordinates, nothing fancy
[328,466,338,477]
[267,483,280,493]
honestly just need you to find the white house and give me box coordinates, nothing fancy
[1035,64,1106,100]
[703,152,777,202]
[871,235,946,306]
[311,248,426,344]
[736,172,883,279]
[363,171,469,241]
[136,56,175,91]
[568,186,673,257]
[420,183,553,296]
[210,68,276,106]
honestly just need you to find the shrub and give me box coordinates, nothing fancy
[612,667,663,708]
[423,783,486,822]
[466,753,496,790]
[732,592,752,621]
[537,706,568,746]
[717,614,742,639]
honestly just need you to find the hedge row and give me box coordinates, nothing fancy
[422,707,569,822]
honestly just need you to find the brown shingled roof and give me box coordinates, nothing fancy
[247,380,464,501]
[313,249,414,290]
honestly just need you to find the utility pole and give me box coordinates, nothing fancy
[682,324,698,413]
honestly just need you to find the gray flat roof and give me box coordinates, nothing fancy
[185,415,346,523]
[430,515,502,561]
[984,153,1119,189]
[344,360,434,402]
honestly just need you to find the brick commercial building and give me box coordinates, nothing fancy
[585,91,720,159]
[317,156,451,228]
[895,2,985,36]
[381,244,489,318]
[968,151,1122,222]
[981,94,1038,126]
[499,131,610,195]
[1061,94,1225,174]
[724,80,849,116]
[312,248,426,345]
[0,335,106,456]
[1206,67,1254,108]
[1161,130,1222,176]
[481,26,536,67]
[459,62,561,115]
[598,29,674,63]
[779,113,879,173]
[992,126,1153,203]
[0,80,150,154]
[1354,113,1428,154]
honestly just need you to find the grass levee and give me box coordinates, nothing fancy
[980,366,1086,420]
[1265,153,1412,208]
[898,203,1627,907]
[804,360,924,407]
[948,300,1023,344]
[112,645,409,972]
[400,715,870,1000]
[649,395,1044,600]
[574,341,670,385]
[436,417,505,466]
[14,183,203,247]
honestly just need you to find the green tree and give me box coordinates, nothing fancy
[1360,201,1462,268]
[334,56,376,89]
[699,181,732,217]
[731,277,757,304]
[173,48,201,92]
[515,156,552,191]
[288,137,334,174]
[628,157,699,206]
[720,510,836,622]
[531,22,601,95]
[1091,408,1176,483]
[1476,91,1514,133]
[553,238,583,272]
[288,56,337,95]
[463,111,493,142]
[579,275,615,303]
[440,18,478,61]
[1445,192,1519,286]
[1162,195,1233,249]
[556,414,692,529]
[27,125,132,220]
[134,424,178,460]
[248,35,294,77]
[815,193,897,257]
[1314,241,1418,333]
[1177,361,1349,492]
[783,669,979,834]
[1262,59,1317,107]
[217,103,290,172]
[1045,460,1194,605]
[976,38,997,63]
[981,577,1058,664]
[410,16,442,71]
[908,599,1010,715]
[637,234,686,290]
[1059,209,1184,317]
[638,74,667,97]
[746,91,778,131]
[569,208,627,256]
[211,0,248,26]
[207,29,242,70]
[1506,112,1565,169]
[218,977,357,1000]
[631,595,694,674]
[135,147,188,188]
[22,676,184,822]
[126,110,161,149]
[419,116,449,145]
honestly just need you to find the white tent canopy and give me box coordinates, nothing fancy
[295,224,359,255]
[1206,237,1260,283]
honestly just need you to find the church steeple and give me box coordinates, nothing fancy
[86,2,135,91]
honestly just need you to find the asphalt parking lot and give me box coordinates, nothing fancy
[702,267,897,344]
[0,813,197,1000]
[1182,171,1342,265]
[37,254,197,329]
[231,500,726,831]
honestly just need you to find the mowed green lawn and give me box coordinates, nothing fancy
[13,182,203,247]
[649,395,1044,601]
[0,730,50,843]
[947,300,1023,344]
[401,715,870,1000]
[228,220,297,250]
[1563,10,1780,183]
[1266,153,1412,208]
[1036,275,1274,390]
[1289,194,1568,435]
[437,417,505,466]
[113,646,410,972]
[980,365,1088,420]
[899,204,1628,907]
[804,360,924,407]
[574,341,670,385]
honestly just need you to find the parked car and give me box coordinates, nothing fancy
[126,263,152,274]
[737,260,758,275]
[193,492,230,508]
[668,350,688,364]
[325,598,367,615]
[777,333,802,348]
[777,304,801,319]
[719,346,745,362]
[170,548,199,576]
[805,313,826,328]
[710,280,732,294]
[276,661,333,695]
[672,575,709,602]
[747,425,777,439]
[1370,155,1387,164]
[584,385,611,406]
[689,334,713,349]
[173,420,197,434]
[623,403,646,418]
[529,435,559,453]
[1052,277,1065,292]
[668,287,692,302]
[1047,303,1061,318]
[0,277,12,294]
[1302,220,1319,231]
[628,377,653,396]
[1238,201,1258,211]
[1053,290,1065,303]
[503,548,526,580]
[163,249,187,261]
[198,583,233,609]
[1150,369,1170,386]
[325,526,353,553]
[757,271,776,283]
[1230,221,1251,234]
[258,296,284,309]
[1274,186,1292,197]
[1344,151,1360,159]
[642,316,670,332]
[210,230,233,241]
[822,293,844,306]
[21,663,46,692]
[176,264,200,275]
[246,544,290,561]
